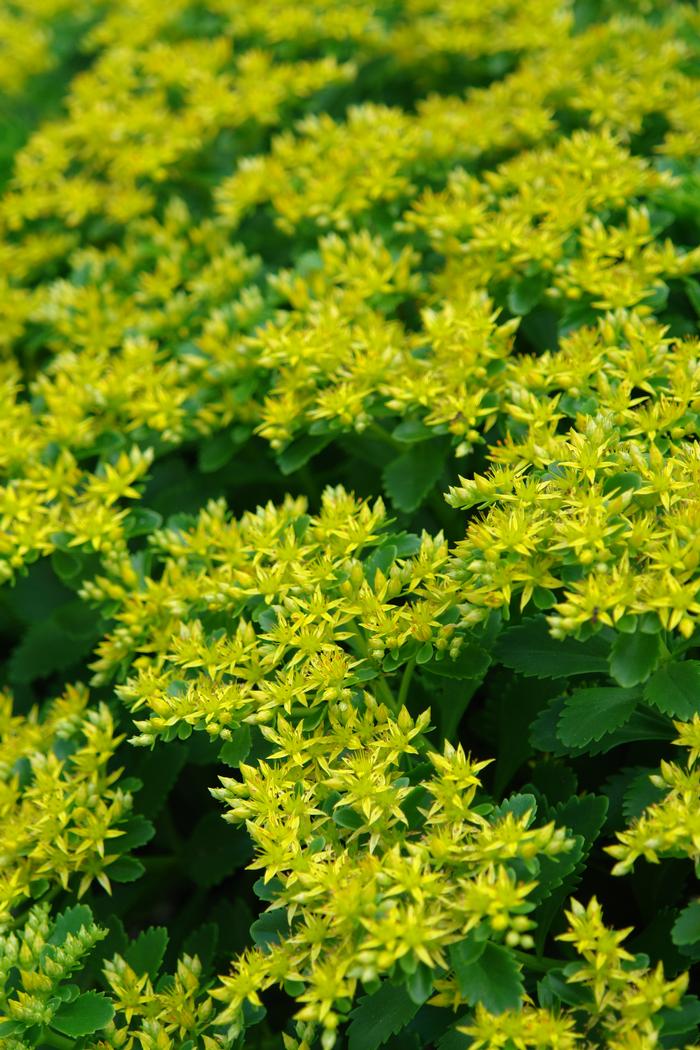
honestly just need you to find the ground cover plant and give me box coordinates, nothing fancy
[1,0,700,1047]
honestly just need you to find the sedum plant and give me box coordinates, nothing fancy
[1,0,700,1047]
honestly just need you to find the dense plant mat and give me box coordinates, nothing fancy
[1,0,700,1047]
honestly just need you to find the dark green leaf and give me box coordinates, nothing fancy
[421,643,491,680]
[185,812,252,888]
[106,857,145,882]
[557,687,639,748]
[643,661,700,719]
[219,726,252,766]
[125,928,168,978]
[382,442,446,513]
[277,434,331,475]
[495,618,609,679]
[348,983,420,1050]
[672,903,700,947]
[450,942,523,1014]
[250,908,288,949]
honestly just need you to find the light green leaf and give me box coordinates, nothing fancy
[125,927,169,978]
[51,992,114,1037]
[609,631,662,687]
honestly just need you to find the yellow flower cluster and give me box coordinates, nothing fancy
[83,487,459,744]
[458,898,690,1050]
[0,901,106,1044]
[608,716,700,875]
[94,953,222,1050]
[448,310,700,636]
[0,684,134,930]
[211,718,570,1043]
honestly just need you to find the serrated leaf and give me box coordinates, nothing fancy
[185,811,252,888]
[609,631,661,687]
[448,930,487,975]
[643,660,700,719]
[672,902,700,947]
[48,905,94,946]
[250,908,288,949]
[117,815,155,852]
[450,942,523,1014]
[348,983,420,1050]
[9,616,98,684]
[51,992,114,1037]
[622,770,666,822]
[557,687,639,747]
[183,923,218,973]
[495,618,609,679]
[531,795,607,950]
[382,441,446,513]
[125,927,168,977]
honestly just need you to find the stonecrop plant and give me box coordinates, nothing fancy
[1,0,700,1047]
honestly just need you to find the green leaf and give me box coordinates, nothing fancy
[672,903,700,947]
[449,930,487,976]
[183,923,218,973]
[51,992,114,1037]
[609,631,661,687]
[557,687,639,748]
[185,812,252,887]
[622,770,666,821]
[507,273,548,315]
[382,441,446,513]
[106,856,145,882]
[277,434,331,475]
[495,618,609,679]
[450,941,523,1014]
[50,550,83,583]
[48,905,94,946]
[250,908,288,949]
[406,963,433,1005]
[643,660,700,719]
[117,815,156,853]
[421,642,491,680]
[9,615,98,684]
[219,726,252,766]
[124,507,163,538]
[392,419,434,443]
[348,983,420,1050]
[198,431,236,473]
[125,927,169,978]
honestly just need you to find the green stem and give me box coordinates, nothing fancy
[397,657,416,710]
[367,422,403,451]
[41,1029,75,1049]
[511,948,562,973]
